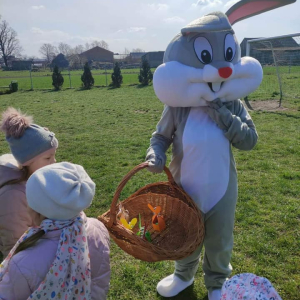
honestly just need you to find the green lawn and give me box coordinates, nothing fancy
[0,66,299,101]
[0,86,299,299]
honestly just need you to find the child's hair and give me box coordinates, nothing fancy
[13,230,45,256]
[0,166,29,189]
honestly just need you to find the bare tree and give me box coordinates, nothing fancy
[123,47,130,59]
[85,42,91,51]
[132,48,145,53]
[39,43,57,64]
[0,18,23,67]
[58,42,72,57]
[72,44,84,55]
[91,40,109,50]
[100,40,109,50]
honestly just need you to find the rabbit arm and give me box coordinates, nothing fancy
[146,105,174,173]
[224,99,258,151]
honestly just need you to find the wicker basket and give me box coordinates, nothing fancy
[98,162,205,262]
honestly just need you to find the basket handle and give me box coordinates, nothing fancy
[108,162,175,228]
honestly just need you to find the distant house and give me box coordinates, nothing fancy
[129,52,146,61]
[1,56,16,68]
[51,53,69,69]
[80,46,114,63]
[12,60,33,70]
[32,58,48,69]
[240,37,300,65]
[141,51,164,68]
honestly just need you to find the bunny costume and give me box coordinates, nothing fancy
[146,12,261,297]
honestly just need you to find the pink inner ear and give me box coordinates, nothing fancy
[228,0,280,25]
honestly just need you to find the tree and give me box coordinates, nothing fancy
[58,42,72,56]
[72,44,84,55]
[91,40,109,50]
[85,42,91,51]
[138,58,153,86]
[0,18,23,67]
[132,48,144,53]
[52,65,64,90]
[81,62,94,89]
[39,43,57,65]
[111,62,123,88]
[51,53,69,69]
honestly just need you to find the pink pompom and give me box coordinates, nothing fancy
[1,107,33,138]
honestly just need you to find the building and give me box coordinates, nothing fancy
[11,60,33,70]
[129,52,146,61]
[141,51,164,68]
[31,58,48,69]
[240,37,300,66]
[80,46,114,63]
[0,55,16,69]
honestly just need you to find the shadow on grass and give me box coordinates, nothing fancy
[74,86,108,91]
[108,85,120,90]
[19,89,35,93]
[75,87,92,92]
[262,110,300,120]
[136,83,152,89]
[42,89,62,93]
[156,284,208,300]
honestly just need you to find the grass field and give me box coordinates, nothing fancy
[0,85,299,299]
[0,69,145,90]
[0,65,299,101]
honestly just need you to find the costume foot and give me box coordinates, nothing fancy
[208,289,221,300]
[156,274,194,297]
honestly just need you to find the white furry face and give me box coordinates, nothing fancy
[156,27,263,107]
[153,57,263,107]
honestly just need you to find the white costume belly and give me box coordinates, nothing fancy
[181,107,230,213]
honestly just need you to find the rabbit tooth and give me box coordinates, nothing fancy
[212,82,221,92]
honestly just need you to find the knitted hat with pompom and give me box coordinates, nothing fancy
[0,107,58,165]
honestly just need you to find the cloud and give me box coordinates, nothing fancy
[192,0,222,8]
[128,27,146,33]
[164,16,185,24]
[30,27,77,45]
[31,5,45,10]
[148,3,169,11]
[31,27,43,34]
[224,0,239,8]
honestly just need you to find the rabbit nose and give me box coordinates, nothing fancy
[218,67,232,79]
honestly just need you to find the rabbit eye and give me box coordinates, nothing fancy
[194,37,213,64]
[224,34,236,62]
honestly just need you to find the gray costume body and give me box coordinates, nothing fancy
[146,99,258,289]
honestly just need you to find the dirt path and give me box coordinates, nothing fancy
[243,100,290,111]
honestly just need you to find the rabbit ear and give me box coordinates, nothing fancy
[226,0,297,25]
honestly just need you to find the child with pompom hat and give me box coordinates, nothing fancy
[0,162,110,300]
[0,107,58,257]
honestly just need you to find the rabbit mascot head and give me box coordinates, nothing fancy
[153,0,296,107]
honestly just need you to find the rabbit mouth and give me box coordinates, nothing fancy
[207,82,224,93]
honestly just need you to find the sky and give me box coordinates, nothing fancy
[1,0,299,58]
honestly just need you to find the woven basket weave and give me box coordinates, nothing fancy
[98,162,205,262]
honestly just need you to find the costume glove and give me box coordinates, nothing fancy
[146,154,165,173]
[202,98,233,130]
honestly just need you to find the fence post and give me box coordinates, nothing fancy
[68,68,72,89]
[105,64,108,87]
[268,41,283,106]
[29,66,33,90]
